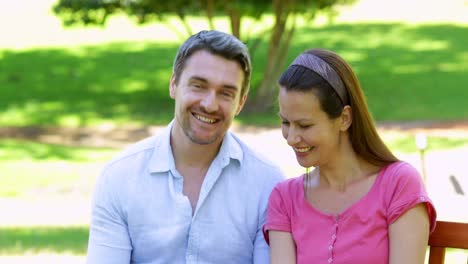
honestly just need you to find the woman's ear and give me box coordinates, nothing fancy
[340,105,352,131]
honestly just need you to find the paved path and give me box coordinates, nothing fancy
[1,126,467,227]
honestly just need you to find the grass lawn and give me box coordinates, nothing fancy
[0,1,467,260]
[1,225,466,263]
[0,139,115,197]
[1,23,467,127]
[1,134,468,198]
[381,132,468,153]
[2,16,467,199]
[0,226,88,255]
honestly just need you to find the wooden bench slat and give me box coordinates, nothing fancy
[428,221,468,249]
[428,220,468,264]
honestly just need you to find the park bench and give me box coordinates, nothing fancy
[428,220,468,264]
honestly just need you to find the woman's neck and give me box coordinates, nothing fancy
[316,147,379,192]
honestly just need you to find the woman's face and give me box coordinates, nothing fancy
[278,87,343,168]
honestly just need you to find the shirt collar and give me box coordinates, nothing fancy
[148,120,243,174]
[147,121,174,173]
[217,130,243,166]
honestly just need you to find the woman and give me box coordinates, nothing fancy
[264,49,436,264]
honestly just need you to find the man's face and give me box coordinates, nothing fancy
[170,50,246,146]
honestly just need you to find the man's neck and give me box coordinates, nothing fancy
[170,127,224,213]
[170,127,222,172]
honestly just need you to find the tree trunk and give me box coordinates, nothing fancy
[176,12,193,37]
[200,0,216,30]
[245,0,296,113]
[227,8,241,39]
[164,21,191,41]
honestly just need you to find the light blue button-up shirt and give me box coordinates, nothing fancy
[87,122,285,264]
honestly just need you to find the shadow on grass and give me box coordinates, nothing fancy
[0,226,88,255]
[247,23,468,124]
[0,42,177,127]
[1,23,467,127]
[0,139,115,161]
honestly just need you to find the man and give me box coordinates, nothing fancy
[87,30,285,264]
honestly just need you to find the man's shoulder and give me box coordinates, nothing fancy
[105,134,160,170]
[230,133,285,180]
[231,134,277,165]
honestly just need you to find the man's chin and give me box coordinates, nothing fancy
[188,134,220,145]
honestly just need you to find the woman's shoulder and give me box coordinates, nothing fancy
[380,161,421,182]
[268,175,305,211]
[379,160,428,201]
[385,160,417,171]
[380,161,436,230]
[273,175,305,195]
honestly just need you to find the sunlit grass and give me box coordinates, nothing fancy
[0,139,116,197]
[0,0,466,261]
[0,161,103,197]
[382,133,468,153]
[0,226,88,255]
[1,5,467,127]
[0,225,466,262]
[1,133,467,197]
[2,22,467,127]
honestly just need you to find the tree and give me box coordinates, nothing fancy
[53,0,355,112]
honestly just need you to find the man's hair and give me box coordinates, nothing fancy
[172,30,252,98]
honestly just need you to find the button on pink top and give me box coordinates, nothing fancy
[264,161,437,264]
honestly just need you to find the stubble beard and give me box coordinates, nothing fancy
[178,114,226,145]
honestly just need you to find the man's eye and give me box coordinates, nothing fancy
[222,91,234,97]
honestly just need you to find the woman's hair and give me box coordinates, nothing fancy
[278,48,398,167]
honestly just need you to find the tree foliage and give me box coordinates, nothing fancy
[54,0,356,112]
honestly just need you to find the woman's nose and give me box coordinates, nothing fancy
[286,127,301,146]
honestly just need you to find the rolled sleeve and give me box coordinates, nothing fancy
[386,162,437,233]
[253,225,270,264]
[263,185,292,245]
[87,170,132,264]
[254,170,285,264]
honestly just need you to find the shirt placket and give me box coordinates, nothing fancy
[185,157,227,263]
[186,219,199,263]
[169,170,197,263]
[328,214,339,263]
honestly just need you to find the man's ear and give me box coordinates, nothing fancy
[340,105,352,131]
[235,94,248,116]
[169,75,177,99]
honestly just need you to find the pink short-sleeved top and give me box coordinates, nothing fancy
[264,161,437,264]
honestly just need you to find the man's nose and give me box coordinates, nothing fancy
[200,90,219,113]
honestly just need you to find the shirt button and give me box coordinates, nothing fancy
[329,245,333,250]
[420,196,426,201]
[332,234,336,239]
[328,257,333,263]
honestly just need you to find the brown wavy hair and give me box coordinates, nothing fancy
[278,48,398,167]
